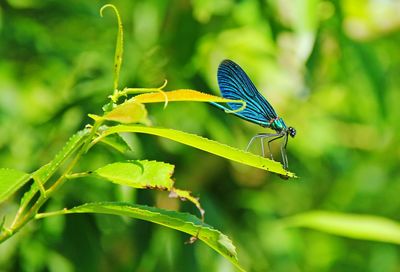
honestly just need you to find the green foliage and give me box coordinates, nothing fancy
[1,0,400,271]
[0,4,295,270]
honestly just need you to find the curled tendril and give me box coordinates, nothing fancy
[100,4,124,92]
[158,79,169,109]
[100,4,118,17]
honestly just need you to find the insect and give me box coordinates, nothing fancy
[210,59,296,169]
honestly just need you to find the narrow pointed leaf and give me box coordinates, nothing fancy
[94,125,295,178]
[97,125,130,153]
[0,168,30,204]
[285,211,400,244]
[47,202,245,271]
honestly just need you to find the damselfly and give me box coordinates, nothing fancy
[210,59,296,169]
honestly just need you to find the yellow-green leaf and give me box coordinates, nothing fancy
[94,160,174,189]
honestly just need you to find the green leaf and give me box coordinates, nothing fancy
[94,125,296,178]
[42,202,245,271]
[285,211,400,244]
[93,161,204,218]
[94,160,174,189]
[0,168,30,204]
[98,132,131,153]
[103,101,148,124]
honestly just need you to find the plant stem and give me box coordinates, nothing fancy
[35,209,69,219]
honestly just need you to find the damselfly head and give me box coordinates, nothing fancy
[288,127,296,138]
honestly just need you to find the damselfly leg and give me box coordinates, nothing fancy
[280,134,289,169]
[246,132,290,169]
[266,134,284,160]
[247,134,269,157]
[246,132,282,159]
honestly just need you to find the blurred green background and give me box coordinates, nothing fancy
[1,0,400,271]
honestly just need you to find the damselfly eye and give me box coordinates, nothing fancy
[289,127,296,138]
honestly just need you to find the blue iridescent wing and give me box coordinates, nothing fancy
[210,59,278,127]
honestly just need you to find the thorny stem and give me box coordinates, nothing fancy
[0,121,103,243]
